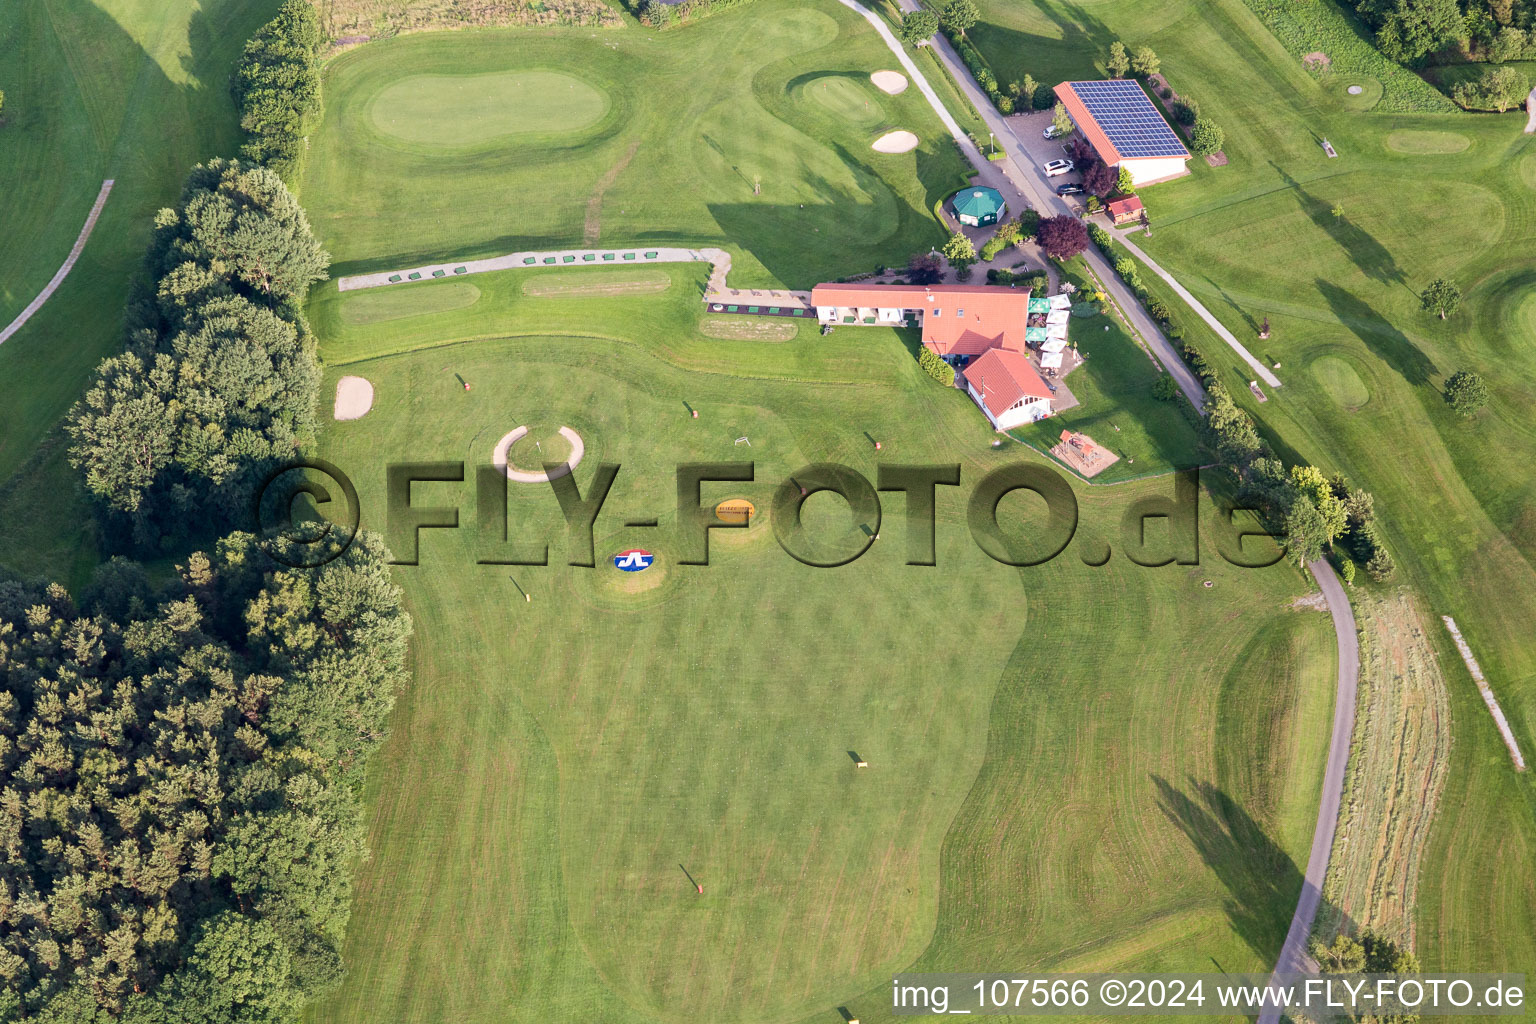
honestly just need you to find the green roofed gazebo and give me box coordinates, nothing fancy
[951,186,1007,227]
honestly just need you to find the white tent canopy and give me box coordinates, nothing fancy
[1046,309,1071,325]
[1040,351,1064,369]
[1042,337,1068,353]
[1049,294,1072,309]
[1046,323,1069,341]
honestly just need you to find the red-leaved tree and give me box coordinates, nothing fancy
[1036,216,1090,261]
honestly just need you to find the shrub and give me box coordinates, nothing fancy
[1130,45,1160,77]
[1036,216,1090,260]
[908,251,943,285]
[995,94,1014,114]
[1160,85,1172,99]
[1017,208,1041,240]
[919,346,956,385]
[1339,557,1356,586]
[1452,66,1530,111]
[1444,369,1488,416]
[1172,98,1199,125]
[1189,116,1224,156]
[1114,255,1141,286]
[1089,224,1114,254]
[1085,195,1103,214]
[232,0,324,182]
[979,235,1007,261]
[1147,299,1171,323]
[1367,545,1396,581]
[1152,374,1181,401]
[900,8,939,44]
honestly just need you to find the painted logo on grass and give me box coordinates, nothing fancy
[613,549,655,572]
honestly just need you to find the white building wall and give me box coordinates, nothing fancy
[1120,156,1189,186]
[994,397,1051,431]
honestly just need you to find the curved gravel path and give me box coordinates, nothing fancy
[1257,558,1359,1024]
[0,180,114,346]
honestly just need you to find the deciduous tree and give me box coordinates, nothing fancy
[1420,277,1461,319]
[1444,369,1488,415]
[900,9,938,44]
[1107,41,1130,78]
[1035,215,1089,260]
[939,0,979,34]
[1130,45,1160,77]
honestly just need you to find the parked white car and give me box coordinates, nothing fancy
[1042,159,1075,177]
[1042,123,1066,140]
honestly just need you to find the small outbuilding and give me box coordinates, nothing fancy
[951,186,1007,227]
[1106,195,1145,226]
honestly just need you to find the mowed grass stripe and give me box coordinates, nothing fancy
[370,70,609,145]
[310,323,1332,1023]
[967,0,1536,977]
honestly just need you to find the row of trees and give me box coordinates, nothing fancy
[1451,64,1531,108]
[1177,341,1395,576]
[233,0,325,182]
[0,532,410,1021]
[67,158,330,551]
[1106,41,1160,79]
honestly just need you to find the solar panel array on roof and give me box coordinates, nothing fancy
[1069,80,1188,159]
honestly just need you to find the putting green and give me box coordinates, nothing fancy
[1332,77,1382,112]
[1311,354,1370,410]
[1385,130,1470,155]
[340,282,481,325]
[1521,153,1536,191]
[370,70,608,145]
[803,75,885,126]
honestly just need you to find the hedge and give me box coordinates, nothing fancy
[919,345,956,385]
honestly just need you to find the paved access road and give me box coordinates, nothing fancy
[843,0,1208,409]
[846,9,1360,1008]
[1257,558,1359,1024]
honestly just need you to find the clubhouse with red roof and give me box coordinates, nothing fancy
[810,282,1056,430]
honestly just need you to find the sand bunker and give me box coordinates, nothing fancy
[872,129,919,153]
[493,425,586,483]
[871,70,908,95]
[333,375,374,420]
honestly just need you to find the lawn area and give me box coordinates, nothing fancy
[968,0,1536,976]
[299,0,975,288]
[1008,261,1202,482]
[0,0,283,580]
[307,311,1334,1024]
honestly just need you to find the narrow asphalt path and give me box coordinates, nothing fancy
[1526,86,1536,133]
[840,0,1209,410]
[1110,228,1282,387]
[1257,558,1359,1024]
[853,7,1358,1007]
[0,179,114,346]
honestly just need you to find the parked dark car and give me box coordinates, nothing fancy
[1055,182,1084,196]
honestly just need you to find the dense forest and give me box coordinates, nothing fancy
[66,158,328,551]
[1359,0,1536,61]
[0,533,410,1022]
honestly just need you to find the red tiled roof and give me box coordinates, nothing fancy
[964,348,1052,419]
[1107,196,1144,218]
[809,283,1031,356]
